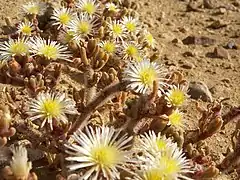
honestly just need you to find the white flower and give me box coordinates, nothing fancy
[17,22,33,36]
[143,30,156,49]
[29,36,71,61]
[22,1,47,15]
[123,59,168,94]
[51,7,74,29]
[99,40,118,55]
[27,92,78,130]
[107,20,126,41]
[121,16,140,34]
[105,3,119,13]
[67,13,97,43]
[168,109,184,129]
[10,145,32,180]
[76,0,100,16]
[165,85,188,107]
[121,41,143,61]
[0,38,29,60]
[134,131,173,156]
[133,131,193,180]
[65,126,134,180]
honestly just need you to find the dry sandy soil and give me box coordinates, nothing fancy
[0,0,239,179]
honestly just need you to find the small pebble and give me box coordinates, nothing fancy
[181,62,194,69]
[188,81,213,102]
[182,36,216,46]
[213,47,230,59]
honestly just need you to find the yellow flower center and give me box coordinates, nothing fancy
[9,42,29,55]
[126,45,138,57]
[41,99,61,118]
[59,13,71,25]
[169,110,183,127]
[39,45,58,60]
[28,6,40,15]
[156,139,167,151]
[139,67,157,86]
[146,33,154,45]
[108,4,117,12]
[144,168,164,180]
[126,22,136,32]
[168,89,185,106]
[103,42,115,54]
[82,3,96,15]
[112,24,123,36]
[21,26,32,35]
[91,146,119,167]
[160,156,180,177]
[77,21,91,35]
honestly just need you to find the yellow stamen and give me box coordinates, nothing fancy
[92,146,119,167]
[126,22,136,32]
[144,168,164,180]
[126,45,138,57]
[9,42,29,55]
[77,21,90,35]
[39,45,58,59]
[168,89,185,106]
[59,13,71,25]
[83,3,96,15]
[139,67,157,86]
[21,26,32,35]
[169,110,183,127]
[103,42,115,54]
[41,99,61,118]
[112,24,123,36]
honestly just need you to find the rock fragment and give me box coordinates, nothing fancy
[213,47,230,59]
[182,36,216,46]
[188,81,213,102]
[207,20,228,29]
[203,0,216,9]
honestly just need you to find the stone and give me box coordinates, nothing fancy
[225,41,238,49]
[182,51,195,57]
[182,36,216,46]
[213,47,230,59]
[188,81,213,102]
[207,20,228,29]
[181,62,194,69]
[203,0,216,9]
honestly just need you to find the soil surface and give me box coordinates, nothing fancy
[0,0,239,180]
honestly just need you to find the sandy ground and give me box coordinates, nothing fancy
[0,0,239,179]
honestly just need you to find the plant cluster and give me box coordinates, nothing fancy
[0,0,238,180]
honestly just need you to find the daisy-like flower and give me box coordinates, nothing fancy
[134,131,173,156]
[67,13,96,43]
[107,20,126,41]
[10,145,32,180]
[0,38,29,60]
[99,40,118,55]
[133,131,193,180]
[17,22,33,36]
[65,126,134,180]
[22,1,47,16]
[143,30,156,49]
[165,85,188,107]
[123,59,168,94]
[27,92,78,130]
[121,41,143,61]
[121,16,140,35]
[29,36,71,61]
[168,109,184,129]
[105,2,119,13]
[51,7,74,29]
[76,0,100,16]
